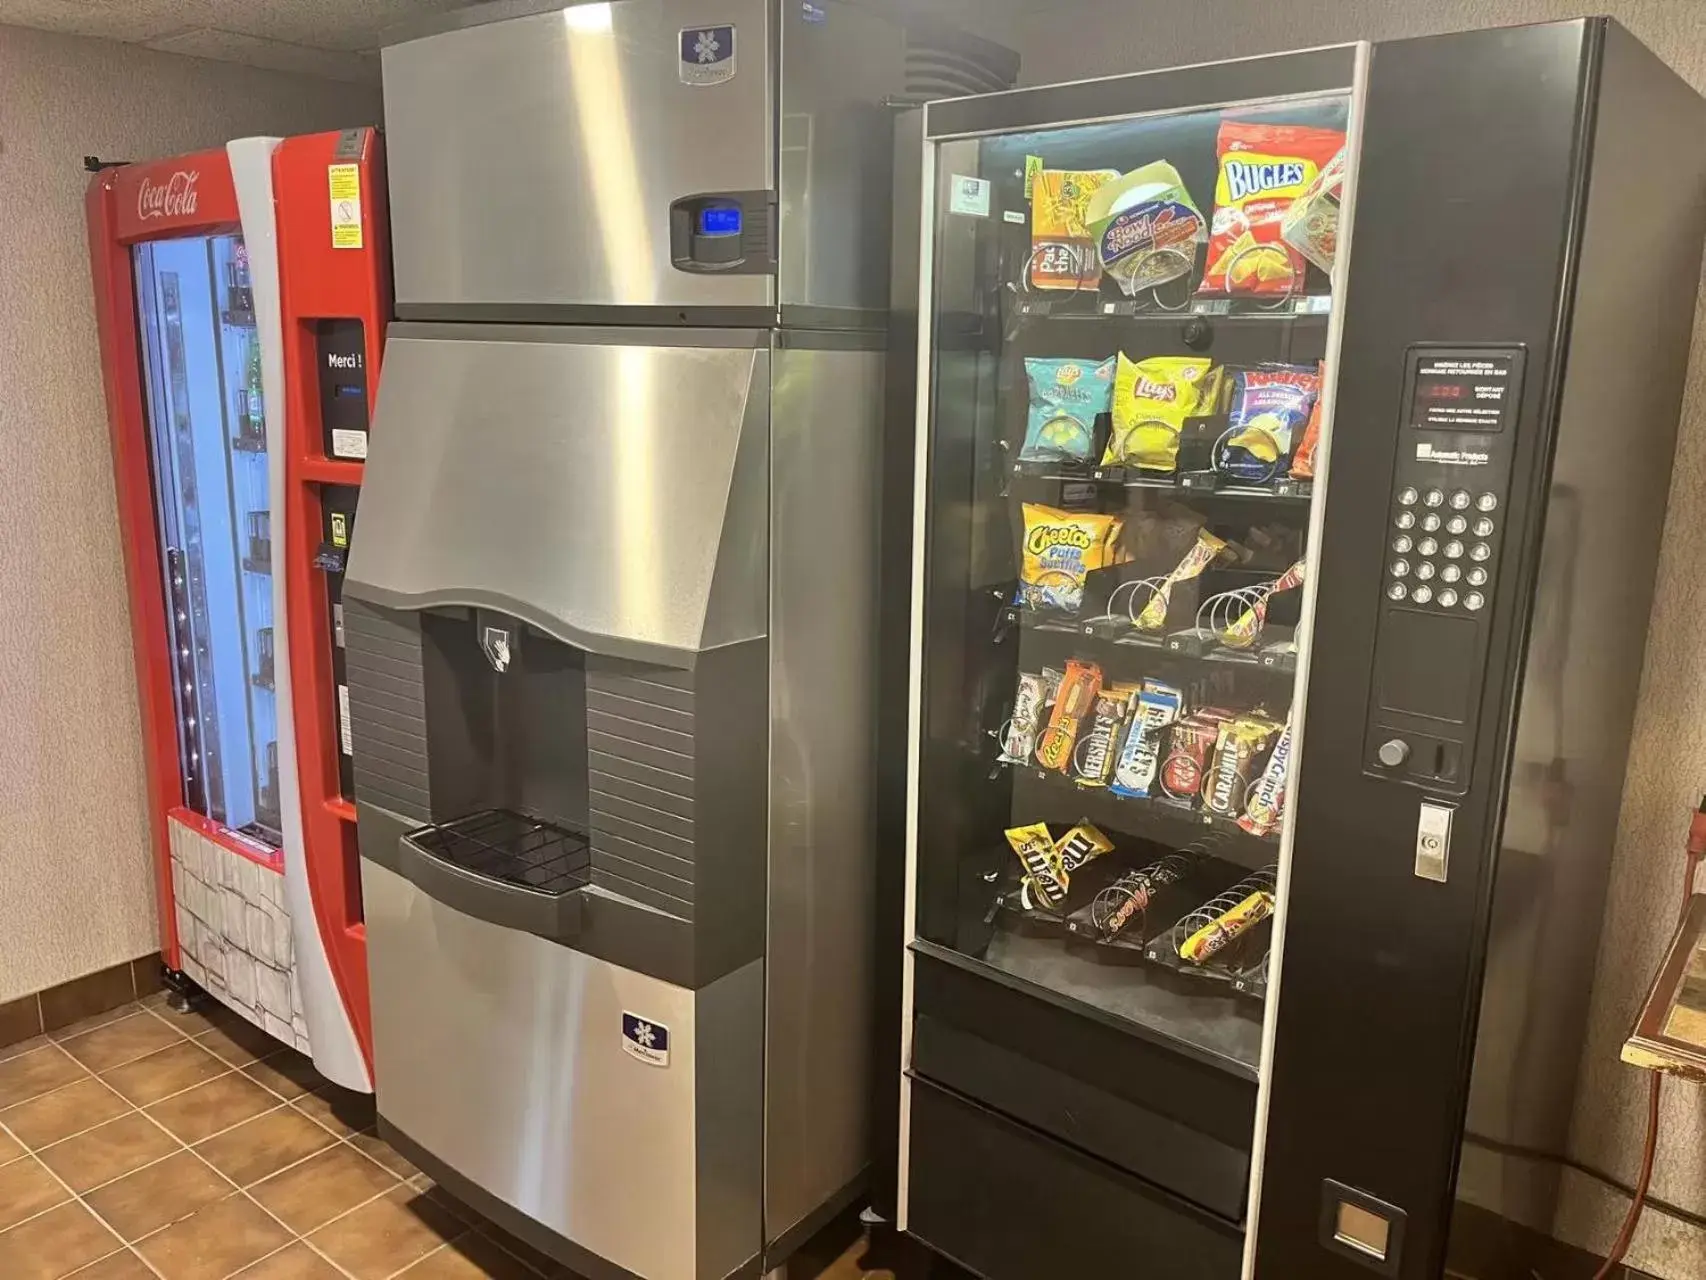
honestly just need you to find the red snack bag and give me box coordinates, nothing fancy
[1201,122,1346,296]
[1291,362,1327,478]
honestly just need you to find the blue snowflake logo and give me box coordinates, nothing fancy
[693,30,720,63]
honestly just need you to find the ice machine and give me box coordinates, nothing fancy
[893,18,1706,1280]
[342,3,1016,1279]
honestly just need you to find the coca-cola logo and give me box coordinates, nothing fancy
[137,170,199,221]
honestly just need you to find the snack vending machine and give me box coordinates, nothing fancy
[88,129,390,1092]
[896,20,1706,1280]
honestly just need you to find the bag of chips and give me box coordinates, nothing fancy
[1085,161,1207,297]
[1018,504,1123,615]
[1021,357,1115,463]
[1216,365,1321,483]
[1103,354,1220,473]
[1030,169,1120,291]
[1201,121,1346,296]
[1290,370,1326,479]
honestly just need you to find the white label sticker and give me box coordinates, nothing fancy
[621,1012,670,1066]
[1002,209,1027,224]
[337,685,353,756]
[328,163,362,249]
[330,428,368,460]
[1415,441,1490,467]
[948,175,991,218]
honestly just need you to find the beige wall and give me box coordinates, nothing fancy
[1006,1,1706,1274]
[0,26,379,1005]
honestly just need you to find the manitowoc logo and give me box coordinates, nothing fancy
[137,171,199,221]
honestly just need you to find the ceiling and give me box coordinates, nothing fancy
[0,0,482,83]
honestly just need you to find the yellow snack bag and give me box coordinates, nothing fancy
[1103,355,1220,473]
[1005,823,1067,907]
[1030,169,1120,291]
[1018,504,1123,614]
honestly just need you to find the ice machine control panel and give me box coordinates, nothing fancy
[668,190,774,274]
[1366,345,1525,794]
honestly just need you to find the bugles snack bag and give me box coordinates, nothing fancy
[1021,357,1116,464]
[1018,504,1123,614]
[1031,169,1120,291]
[1201,121,1346,296]
[1135,529,1227,631]
[1085,161,1207,297]
[1103,355,1221,473]
[1036,659,1103,773]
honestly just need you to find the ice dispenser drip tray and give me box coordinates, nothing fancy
[398,809,592,942]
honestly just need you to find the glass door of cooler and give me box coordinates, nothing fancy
[915,94,1351,1077]
[136,232,282,848]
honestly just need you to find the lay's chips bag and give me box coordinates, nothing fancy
[1103,355,1220,473]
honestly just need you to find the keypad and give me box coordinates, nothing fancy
[1417,537,1438,557]
[1421,513,1442,533]
[1443,540,1464,560]
[1392,535,1413,553]
[1446,515,1467,535]
[1387,486,1503,611]
[1396,511,1417,530]
[1449,490,1471,510]
[1423,488,1445,508]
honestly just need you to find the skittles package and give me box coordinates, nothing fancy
[1031,169,1121,291]
[1018,504,1123,615]
[1201,121,1345,296]
[1103,355,1220,473]
[1085,161,1208,297]
[1021,357,1115,463]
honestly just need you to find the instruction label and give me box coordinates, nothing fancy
[328,164,362,249]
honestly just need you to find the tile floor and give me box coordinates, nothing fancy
[0,995,881,1280]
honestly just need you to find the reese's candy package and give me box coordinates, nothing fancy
[1201,121,1346,296]
[1018,504,1123,615]
[1109,680,1182,799]
[1281,145,1346,274]
[1031,169,1120,291]
[1021,357,1115,464]
[1239,717,1294,837]
[1104,355,1221,473]
[1085,161,1207,297]
[1217,365,1321,483]
[1180,879,1276,964]
[1073,685,1137,787]
[1037,659,1103,773]
[1005,823,1067,908]
[1054,822,1114,872]
[1135,529,1227,631]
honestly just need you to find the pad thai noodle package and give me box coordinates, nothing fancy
[1282,145,1346,274]
[1201,121,1345,296]
[1103,355,1220,473]
[1018,504,1123,615]
[1021,357,1115,463]
[1085,161,1207,297]
[1031,169,1120,291]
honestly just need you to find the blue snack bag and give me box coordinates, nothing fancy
[1021,356,1115,463]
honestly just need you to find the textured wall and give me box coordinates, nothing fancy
[1008,1,1706,1274]
[0,25,379,1004]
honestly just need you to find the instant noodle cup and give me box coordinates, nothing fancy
[1021,356,1115,463]
[1103,355,1220,472]
[1018,504,1123,615]
[1031,169,1120,291]
[1201,121,1346,296]
[1085,161,1207,297]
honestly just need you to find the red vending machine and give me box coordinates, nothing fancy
[87,130,390,1092]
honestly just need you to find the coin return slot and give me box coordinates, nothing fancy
[1320,1179,1406,1275]
[1335,1202,1391,1260]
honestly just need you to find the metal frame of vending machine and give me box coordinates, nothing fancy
[87,130,390,1091]
[894,19,1706,1280]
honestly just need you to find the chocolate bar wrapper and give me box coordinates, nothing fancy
[1222,559,1307,649]
[1238,718,1294,836]
[1036,659,1103,773]
[1180,889,1275,964]
[1159,713,1227,803]
[1095,853,1195,938]
[1005,822,1067,908]
[1136,530,1227,631]
[999,671,1048,765]
[1054,821,1114,873]
[1110,681,1183,798]
[1204,717,1282,817]
[1073,685,1137,786]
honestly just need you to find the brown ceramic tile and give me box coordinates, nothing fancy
[39,964,137,1036]
[194,1106,336,1188]
[241,1048,323,1101]
[308,1183,469,1279]
[0,1126,23,1165]
[130,959,165,998]
[0,1033,51,1065]
[230,1241,347,1279]
[194,1016,284,1069]
[145,1072,278,1144]
[349,1126,419,1177]
[135,1192,292,1280]
[0,995,42,1051]
[85,1149,233,1241]
[293,1082,376,1138]
[0,1155,70,1229]
[0,1201,125,1280]
[49,1003,145,1045]
[38,1112,180,1194]
[61,1013,184,1074]
[1,1076,132,1149]
[66,1249,157,1279]
[398,1231,543,1279]
[0,1043,89,1108]
[250,1142,399,1233]
[100,1041,227,1107]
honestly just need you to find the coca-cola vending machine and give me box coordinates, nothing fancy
[87,131,391,1092]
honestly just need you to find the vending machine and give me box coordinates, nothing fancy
[895,19,1705,1280]
[87,129,390,1092]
